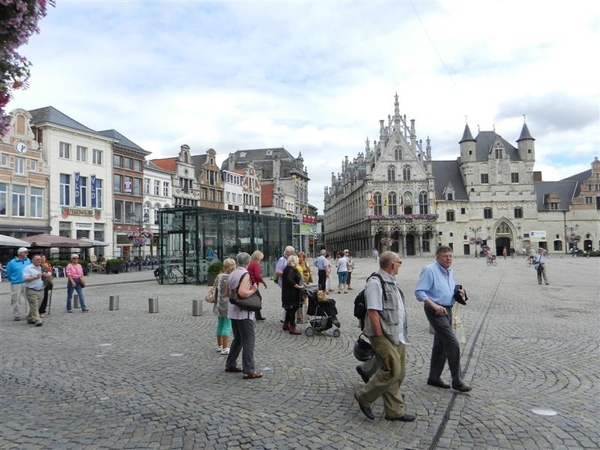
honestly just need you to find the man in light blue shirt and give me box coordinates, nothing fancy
[533,247,549,285]
[314,249,328,290]
[415,246,471,393]
[6,247,30,321]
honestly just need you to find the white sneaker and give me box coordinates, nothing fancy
[216,346,223,352]
[220,348,230,355]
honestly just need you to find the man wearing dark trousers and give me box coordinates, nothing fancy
[314,249,328,290]
[354,251,415,422]
[415,245,471,393]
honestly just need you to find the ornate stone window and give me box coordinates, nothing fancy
[419,191,428,214]
[387,165,396,182]
[388,192,397,215]
[374,192,383,216]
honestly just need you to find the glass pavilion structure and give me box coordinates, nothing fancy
[156,207,292,284]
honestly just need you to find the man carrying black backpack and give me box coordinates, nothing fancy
[354,251,415,422]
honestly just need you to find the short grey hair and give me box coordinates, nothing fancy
[285,246,295,255]
[379,251,398,269]
[236,252,251,268]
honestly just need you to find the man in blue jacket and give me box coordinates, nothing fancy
[6,247,31,321]
[415,245,471,393]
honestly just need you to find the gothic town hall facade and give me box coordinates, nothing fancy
[323,94,599,258]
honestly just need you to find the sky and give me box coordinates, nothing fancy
[9,0,600,213]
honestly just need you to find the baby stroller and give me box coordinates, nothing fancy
[303,286,341,337]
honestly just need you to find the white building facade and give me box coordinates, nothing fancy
[29,106,115,258]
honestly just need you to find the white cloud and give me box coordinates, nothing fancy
[9,0,600,213]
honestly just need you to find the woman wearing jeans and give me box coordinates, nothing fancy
[66,254,89,312]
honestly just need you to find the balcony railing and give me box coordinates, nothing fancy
[366,213,439,220]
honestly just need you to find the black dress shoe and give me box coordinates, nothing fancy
[354,392,374,420]
[452,383,472,392]
[427,378,451,389]
[356,366,369,384]
[385,414,416,422]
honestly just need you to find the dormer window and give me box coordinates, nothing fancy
[266,150,273,156]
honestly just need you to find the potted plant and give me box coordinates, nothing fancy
[207,261,223,285]
[105,258,124,274]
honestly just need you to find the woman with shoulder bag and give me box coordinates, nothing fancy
[66,254,88,313]
[224,252,262,380]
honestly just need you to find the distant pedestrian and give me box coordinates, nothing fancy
[248,251,267,321]
[415,245,472,393]
[214,258,236,355]
[336,251,349,294]
[372,249,379,260]
[275,246,295,289]
[38,255,53,317]
[281,255,303,335]
[314,249,328,290]
[345,249,355,290]
[66,254,89,312]
[533,248,549,285]
[325,252,333,292]
[297,252,312,323]
[6,247,30,321]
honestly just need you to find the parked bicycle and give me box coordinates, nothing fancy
[154,264,177,284]
[154,263,197,285]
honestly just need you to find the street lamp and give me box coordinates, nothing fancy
[128,211,151,260]
[566,224,580,255]
[469,226,482,257]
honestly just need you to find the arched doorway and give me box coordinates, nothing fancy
[406,234,416,256]
[494,220,514,256]
[495,237,510,257]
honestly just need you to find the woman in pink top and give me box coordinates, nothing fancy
[66,254,88,312]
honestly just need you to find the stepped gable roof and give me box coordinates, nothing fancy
[261,184,274,207]
[145,160,174,174]
[474,131,520,161]
[98,129,150,155]
[431,161,469,201]
[29,106,101,136]
[534,181,578,211]
[151,157,178,172]
[561,168,592,197]
[191,154,208,179]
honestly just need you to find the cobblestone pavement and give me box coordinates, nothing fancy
[1,255,599,450]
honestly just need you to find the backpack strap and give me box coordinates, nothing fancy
[367,273,388,303]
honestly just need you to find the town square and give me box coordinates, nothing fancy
[1,254,598,449]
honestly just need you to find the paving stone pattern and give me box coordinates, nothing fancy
[1,255,599,449]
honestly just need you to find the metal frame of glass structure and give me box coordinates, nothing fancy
[156,207,293,284]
